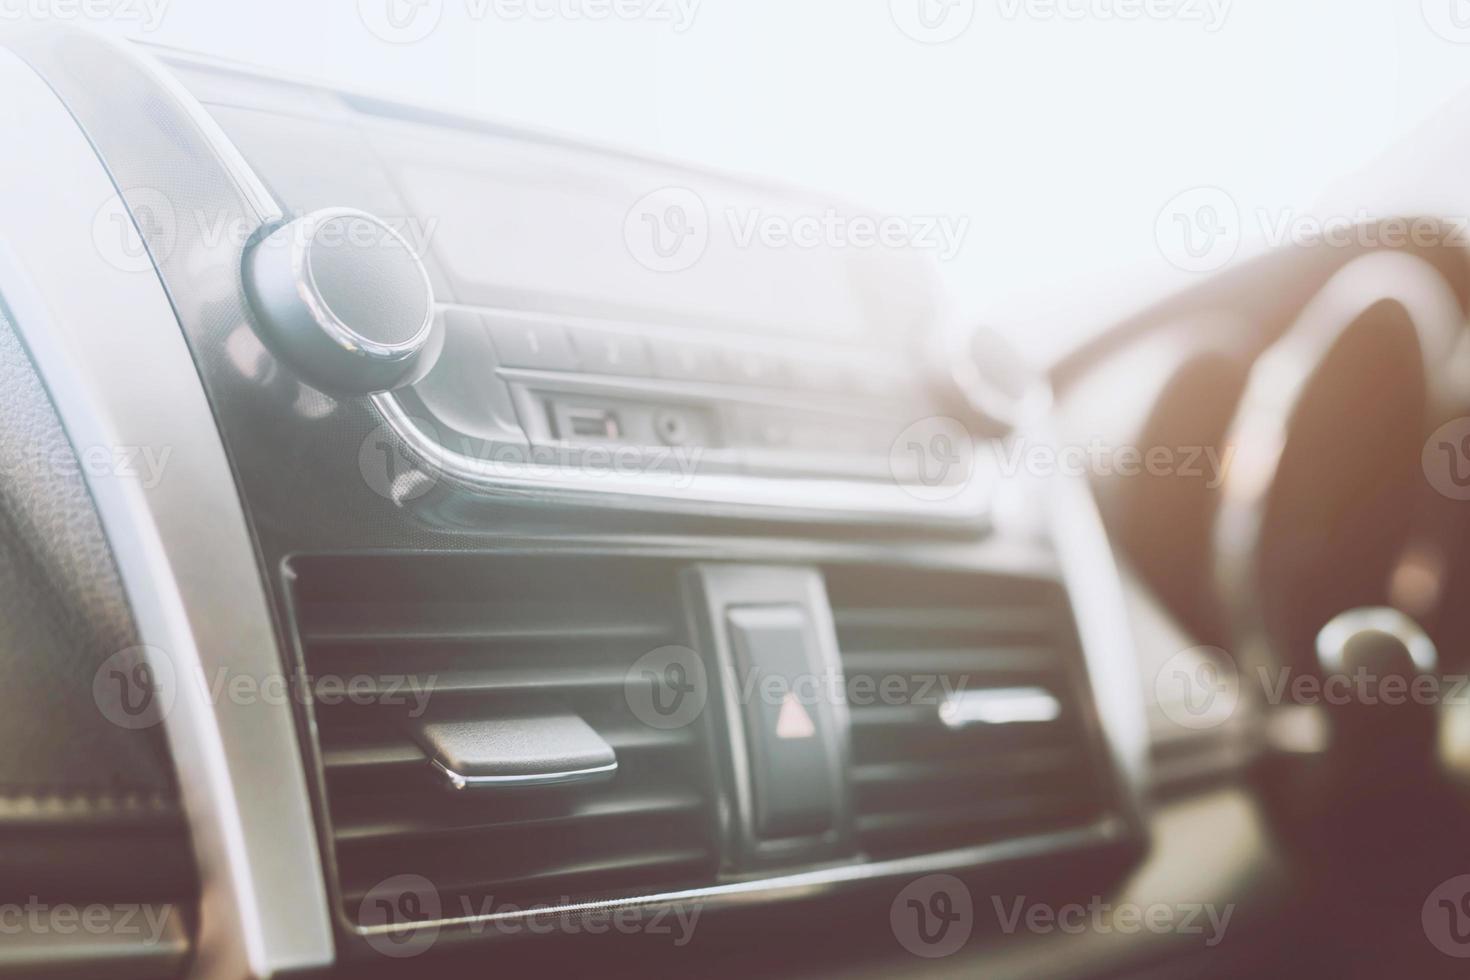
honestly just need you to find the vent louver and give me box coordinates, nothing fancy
[290,555,720,921]
[824,567,1115,860]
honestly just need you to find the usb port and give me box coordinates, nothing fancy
[560,407,621,441]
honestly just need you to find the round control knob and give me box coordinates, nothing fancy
[243,208,442,394]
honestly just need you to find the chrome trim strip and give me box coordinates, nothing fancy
[993,394,1152,814]
[431,758,619,791]
[355,817,1127,935]
[1316,606,1438,675]
[0,43,332,979]
[939,686,1062,728]
[374,391,995,525]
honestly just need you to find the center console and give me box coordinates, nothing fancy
[0,26,1147,978]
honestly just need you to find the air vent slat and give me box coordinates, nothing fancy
[333,788,707,845]
[291,554,719,921]
[832,607,1056,634]
[340,845,713,911]
[851,746,1082,788]
[840,647,1060,675]
[309,666,630,700]
[301,602,673,646]
[855,792,1093,842]
[825,566,1114,860]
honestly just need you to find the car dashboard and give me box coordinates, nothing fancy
[2,23,1469,980]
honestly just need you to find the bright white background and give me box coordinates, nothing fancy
[55,0,1470,362]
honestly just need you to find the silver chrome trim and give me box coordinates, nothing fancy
[939,686,1062,728]
[1316,606,1438,675]
[278,207,436,360]
[373,391,995,525]
[354,817,1127,936]
[0,43,332,979]
[431,758,619,791]
[992,392,1152,813]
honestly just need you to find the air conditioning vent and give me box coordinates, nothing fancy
[290,555,720,921]
[824,567,1115,860]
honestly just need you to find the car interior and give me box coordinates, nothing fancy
[7,6,1470,978]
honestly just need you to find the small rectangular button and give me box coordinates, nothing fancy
[483,315,579,371]
[571,328,654,376]
[652,339,724,383]
[721,347,787,388]
[727,606,839,839]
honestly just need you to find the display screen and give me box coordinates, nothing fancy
[375,123,916,346]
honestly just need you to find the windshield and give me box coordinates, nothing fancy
[72,0,1470,363]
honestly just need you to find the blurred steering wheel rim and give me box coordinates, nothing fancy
[1211,248,1466,681]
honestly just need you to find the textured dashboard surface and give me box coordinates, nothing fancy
[0,308,176,804]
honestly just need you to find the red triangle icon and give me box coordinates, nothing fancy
[775,692,816,739]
